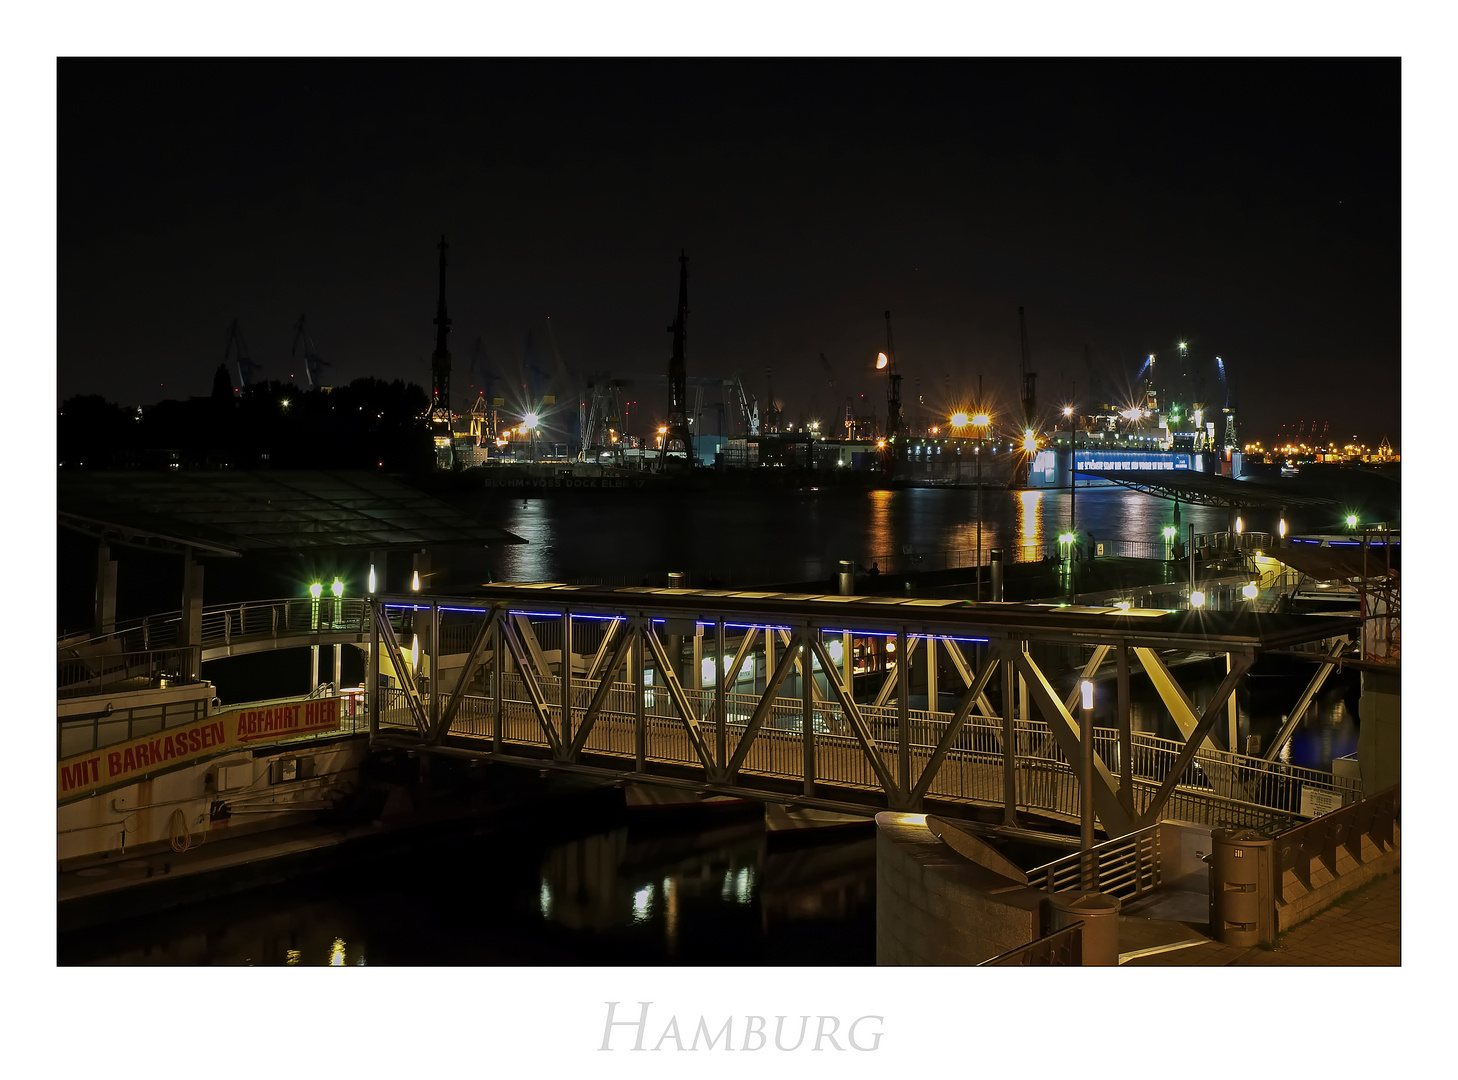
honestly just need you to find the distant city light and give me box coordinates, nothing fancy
[1062,406,1073,417]
[1022,429,1037,453]
[971,412,991,428]
[950,412,969,428]
[523,412,540,430]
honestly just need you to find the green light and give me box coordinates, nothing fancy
[1058,532,1075,545]
[1345,514,1358,529]
[1162,526,1176,541]
[331,578,344,598]
[309,582,323,600]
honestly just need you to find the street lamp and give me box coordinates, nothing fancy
[1079,679,1095,889]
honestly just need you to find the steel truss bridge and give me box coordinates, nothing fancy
[1077,469,1333,509]
[354,584,1359,839]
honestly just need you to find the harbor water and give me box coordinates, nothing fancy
[57,482,1361,964]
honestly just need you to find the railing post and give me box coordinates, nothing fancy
[803,627,816,797]
[634,621,646,773]
[492,612,503,754]
[897,627,910,801]
[1002,639,1017,826]
[715,618,726,772]
[561,609,573,756]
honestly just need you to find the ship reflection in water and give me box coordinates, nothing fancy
[58,812,877,966]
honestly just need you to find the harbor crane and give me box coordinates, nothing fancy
[291,314,329,388]
[882,311,904,441]
[1018,306,1037,433]
[733,372,760,435]
[224,319,259,388]
[429,235,454,427]
[657,249,695,468]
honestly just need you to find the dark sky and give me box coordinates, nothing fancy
[57,58,1400,445]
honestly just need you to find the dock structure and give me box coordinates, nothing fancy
[360,583,1361,838]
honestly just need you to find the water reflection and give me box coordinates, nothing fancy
[1017,489,1044,554]
[481,485,1235,585]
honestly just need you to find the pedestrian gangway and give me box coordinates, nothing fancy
[355,583,1361,839]
[57,587,1361,838]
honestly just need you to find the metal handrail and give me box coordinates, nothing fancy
[979,922,1084,966]
[1025,823,1163,899]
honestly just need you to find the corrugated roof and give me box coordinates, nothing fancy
[57,471,526,555]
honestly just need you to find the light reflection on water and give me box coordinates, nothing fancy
[1017,489,1043,553]
[60,816,879,966]
[485,486,1236,584]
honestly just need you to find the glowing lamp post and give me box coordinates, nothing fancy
[308,582,322,692]
[1079,679,1096,889]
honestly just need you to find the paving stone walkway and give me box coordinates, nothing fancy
[1231,869,1400,966]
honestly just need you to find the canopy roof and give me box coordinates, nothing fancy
[58,470,526,556]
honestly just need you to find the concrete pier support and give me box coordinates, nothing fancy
[180,548,204,678]
[1358,668,1400,793]
[94,543,117,637]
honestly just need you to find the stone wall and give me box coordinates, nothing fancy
[876,812,1043,965]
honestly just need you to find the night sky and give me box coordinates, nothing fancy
[59,58,1399,443]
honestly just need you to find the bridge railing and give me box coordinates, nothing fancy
[59,598,382,658]
[377,667,1354,828]
[57,646,201,698]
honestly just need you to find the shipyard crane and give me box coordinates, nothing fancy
[1018,306,1037,433]
[882,312,904,441]
[468,336,502,446]
[657,249,695,468]
[225,319,259,388]
[732,372,760,435]
[817,351,853,439]
[291,315,329,388]
[429,235,454,427]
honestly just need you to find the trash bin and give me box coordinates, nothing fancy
[1208,828,1274,946]
[1049,891,1121,966]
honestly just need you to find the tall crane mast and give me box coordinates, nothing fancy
[291,314,329,388]
[225,318,259,388]
[657,249,695,468]
[429,235,454,423]
[883,311,904,440]
[1018,306,1037,432]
